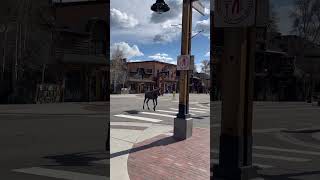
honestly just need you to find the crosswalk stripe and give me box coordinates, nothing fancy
[157,110,196,116]
[110,122,152,127]
[170,108,207,114]
[189,107,209,111]
[196,104,210,109]
[140,112,176,118]
[114,114,162,123]
[189,102,199,104]
[211,159,272,169]
[13,167,108,180]
[253,146,320,156]
[212,150,310,162]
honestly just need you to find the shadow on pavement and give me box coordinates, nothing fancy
[42,151,107,167]
[110,135,179,159]
[124,110,140,114]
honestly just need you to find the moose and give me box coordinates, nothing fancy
[143,88,161,111]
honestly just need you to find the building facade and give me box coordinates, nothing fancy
[0,0,109,103]
[126,61,178,94]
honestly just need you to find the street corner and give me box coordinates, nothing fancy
[127,128,210,180]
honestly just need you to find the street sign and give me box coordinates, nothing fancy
[177,55,191,70]
[192,0,205,16]
[214,0,256,27]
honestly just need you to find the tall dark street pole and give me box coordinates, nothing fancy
[213,0,260,179]
[174,0,193,140]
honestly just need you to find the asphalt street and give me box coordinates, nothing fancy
[213,101,320,180]
[0,104,108,180]
[1,95,320,180]
[110,94,210,128]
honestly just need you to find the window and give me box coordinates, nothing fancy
[146,69,152,74]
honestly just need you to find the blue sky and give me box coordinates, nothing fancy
[270,0,295,35]
[110,0,294,72]
[110,0,210,72]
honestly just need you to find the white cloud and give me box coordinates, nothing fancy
[205,51,210,57]
[153,22,181,43]
[111,0,210,44]
[111,42,144,58]
[194,18,210,38]
[148,53,175,64]
[276,4,294,35]
[195,63,202,73]
[110,8,139,28]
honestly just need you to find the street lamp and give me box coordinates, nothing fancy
[151,0,170,14]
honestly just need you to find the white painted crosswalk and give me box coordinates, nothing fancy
[189,107,209,111]
[112,106,210,124]
[156,109,196,116]
[169,108,207,114]
[114,114,162,123]
[140,112,176,118]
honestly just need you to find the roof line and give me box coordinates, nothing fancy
[128,60,176,65]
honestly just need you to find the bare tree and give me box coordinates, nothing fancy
[110,47,127,93]
[291,0,320,44]
[291,0,320,101]
[267,3,280,34]
[200,59,210,75]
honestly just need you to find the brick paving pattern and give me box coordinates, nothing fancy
[127,128,210,180]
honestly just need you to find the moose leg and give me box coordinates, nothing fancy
[153,99,156,111]
[143,97,146,109]
[146,99,150,110]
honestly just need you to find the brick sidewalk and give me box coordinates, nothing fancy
[127,128,210,180]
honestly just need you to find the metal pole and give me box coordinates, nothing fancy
[174,0,193,140]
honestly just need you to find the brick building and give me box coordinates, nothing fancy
[126,61,177,94]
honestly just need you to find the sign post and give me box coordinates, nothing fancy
[174,0,204,140]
